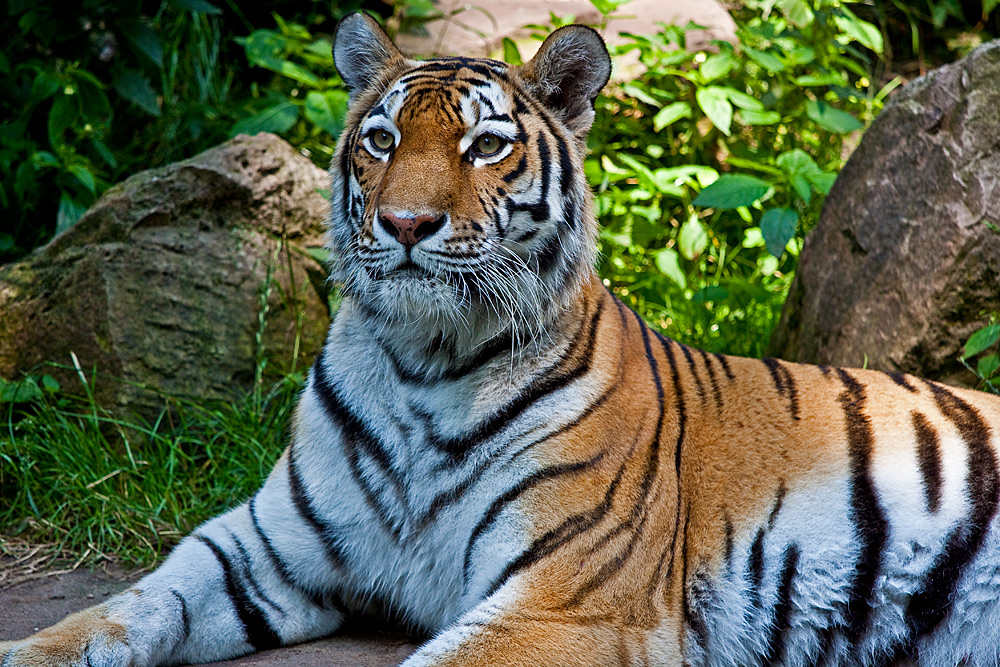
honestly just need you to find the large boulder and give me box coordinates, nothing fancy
[0,133,332,417]
[769,41,1000,387]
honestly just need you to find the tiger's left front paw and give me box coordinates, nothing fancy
[0,605,139,667]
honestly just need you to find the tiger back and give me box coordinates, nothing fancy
[2,11,1000,667]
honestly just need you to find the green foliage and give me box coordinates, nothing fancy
[584,1,886,357]
[961,314,1000,393]
[0,370,296,564]
[235,15,350,168]
[0,0,246,263]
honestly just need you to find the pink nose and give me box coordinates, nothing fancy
[378,211,446,247]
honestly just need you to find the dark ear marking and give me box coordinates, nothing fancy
[333,12,405,97]
[517,25,612,134]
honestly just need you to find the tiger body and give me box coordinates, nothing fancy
[4,13,1000,667]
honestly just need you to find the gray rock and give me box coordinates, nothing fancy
[769,41,1000,387]
[0,133,331,417]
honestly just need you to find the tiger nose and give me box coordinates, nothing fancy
[378,211,446,247]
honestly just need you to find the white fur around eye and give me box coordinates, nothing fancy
[360,117,399,159]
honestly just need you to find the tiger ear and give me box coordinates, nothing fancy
[518,26,611,135]
[334,12,405,97]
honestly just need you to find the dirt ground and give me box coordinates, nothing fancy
[0,565,422,666]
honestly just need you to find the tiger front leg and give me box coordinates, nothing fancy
[0,461,346,667]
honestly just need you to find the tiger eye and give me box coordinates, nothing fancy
[474,133,505,156]
[370,129,394,151]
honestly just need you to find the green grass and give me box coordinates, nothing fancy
[0,372,298,567]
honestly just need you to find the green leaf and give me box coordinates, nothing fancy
[692,285,728,303]
[695,86,733,136]
[243,30,286,71]
[723,88,764,111]
[760,208,799,257]
[806,171,837,195]
[964,323,1000,359]
[677,215,708,260]
[655,248,686,289]
[979,353,1000,380]
[91,138,118,168]
[502,38,523,66]
[693,174,771,209]
[304,90,349,136]
[113,69,160,116]
[56,193,88,234]
[986,0,1000,15]
[169,0,223,14]
[120,19,164,68]
[67,164,96,195]
[47,94,78,149]
[793,72,848,87]
[776,0,814,26]
[834,8,883,53]
[777,149,820,203]
[700,53,735,82]
[806,100,862,133]
[230,101,299,137]
[744,47,785,72]
[41,375,61,392]
[652,102,692,132]
[622,84,661,107]
[0,233,14,253]
[736,109,781,125]
[0,377,42,404]
[29,70,60,106]
[32,151,61,169]
[278,61,323,88]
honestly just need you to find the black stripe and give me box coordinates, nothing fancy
[287,446,349,569]
[249,495,331,609]
[912,412,944,514]
[502,153,528,183]
[713,353,736,381]
[748,528,765,609]
[428,293,605,462]
[508,132,551,222]
[888,371,918,392]
[905,381,998,640]
[768,483,786,529]
[311,359,404,538]
[169,589,190,642]
[835,368,887,646]
[555,136,575,228]
[647,330,688,597]
[680,345,707,406]
[227,530,284,615]
[484,453,631,598]
[421,364,622,532]
[762,358,800,420]
[763,544,800,666]
[696,348,724,409]
[197,535,282,652]
[463,454,603,586]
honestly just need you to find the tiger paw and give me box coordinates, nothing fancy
[0,606,138,667]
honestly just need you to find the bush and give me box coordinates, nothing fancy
[585,0,888,357]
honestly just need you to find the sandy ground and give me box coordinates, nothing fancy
[0,565,423,666]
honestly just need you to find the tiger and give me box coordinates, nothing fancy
[3,10,1000,667]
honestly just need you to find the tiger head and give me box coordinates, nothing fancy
[329,13,611,359]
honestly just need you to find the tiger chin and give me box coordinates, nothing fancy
[4,12,1000,667]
